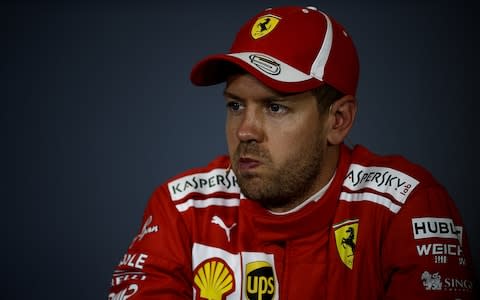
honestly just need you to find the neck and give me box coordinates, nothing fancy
[268,144,340,213]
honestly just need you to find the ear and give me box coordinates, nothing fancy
[326,95,357,145]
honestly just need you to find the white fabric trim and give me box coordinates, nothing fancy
[175,198,240,213]
[310,11,333,80]
[339,191,401,214]
[228,52,311,82]
[269,172,336,216]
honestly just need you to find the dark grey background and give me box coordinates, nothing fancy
[3,0,477,298]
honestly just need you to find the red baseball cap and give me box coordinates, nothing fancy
[190,6,359,96]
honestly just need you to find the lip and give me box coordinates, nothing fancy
[238,157,261,171]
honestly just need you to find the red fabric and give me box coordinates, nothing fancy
[190,6,359,96]
[109,144,476,299]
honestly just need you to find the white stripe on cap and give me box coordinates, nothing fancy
[228,52,311,82]
[310,11,333,80]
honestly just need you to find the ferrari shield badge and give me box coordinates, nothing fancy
[333,219,359,270]
[251,15,280,39]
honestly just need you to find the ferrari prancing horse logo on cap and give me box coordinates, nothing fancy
[251,14,280,39]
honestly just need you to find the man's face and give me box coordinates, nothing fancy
[224,74,332,211]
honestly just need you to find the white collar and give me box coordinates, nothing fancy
[269,171,336,216]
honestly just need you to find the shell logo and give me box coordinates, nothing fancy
[193,258,235,300]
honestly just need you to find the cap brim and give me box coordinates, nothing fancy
[190,53,324,94]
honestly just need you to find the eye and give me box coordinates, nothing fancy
[226,101,243,112]
[268,102,288,114]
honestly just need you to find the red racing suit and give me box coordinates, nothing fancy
[109,144,476,299]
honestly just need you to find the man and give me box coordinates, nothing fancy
[109,6,476,299]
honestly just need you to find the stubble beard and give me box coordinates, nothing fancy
[232,138,325,211]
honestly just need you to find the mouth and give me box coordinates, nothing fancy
[237,157,261,172]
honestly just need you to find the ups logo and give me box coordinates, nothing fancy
[245,261,276,300]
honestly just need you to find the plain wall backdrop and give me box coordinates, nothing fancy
[3,0,477,298]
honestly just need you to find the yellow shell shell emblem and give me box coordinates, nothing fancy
[193,258,235,300]
[333,219,359,270]
[251,15,280,39]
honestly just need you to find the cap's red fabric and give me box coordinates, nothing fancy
[190,6,359,96]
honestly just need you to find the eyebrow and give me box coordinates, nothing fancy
[223,90,293,102]
[223,90,242,101]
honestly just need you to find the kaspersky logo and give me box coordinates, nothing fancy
[193,258,235,300]
[245,261,276,300]
[251,15,280,39]
[333,219,359,270]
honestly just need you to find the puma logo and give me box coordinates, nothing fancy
[211,215,237,242]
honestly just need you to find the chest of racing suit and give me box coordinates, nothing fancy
[109,144,476,299]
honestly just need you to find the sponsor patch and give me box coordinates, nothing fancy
[412,217,462,242]
[192,244,279,300]
[343,164,419,203]
[416,243,463,257]
[416,242,466,265]
[421,271,473,293]
[168,168,239,201]
[111,270,147,287]
[251,15,280,39]
[129,215,158,248]
[243,254,277,300]
[192,244,242,299]
[333,219,359,270]
[193,258,235,300]
[228,52,311,83]
[422,271,442,290]
[211,215,237,242]
[249,54,281,75]
[118,253,149,270]
[108,284,139,300]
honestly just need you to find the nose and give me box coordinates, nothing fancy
[236,107,264,143]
